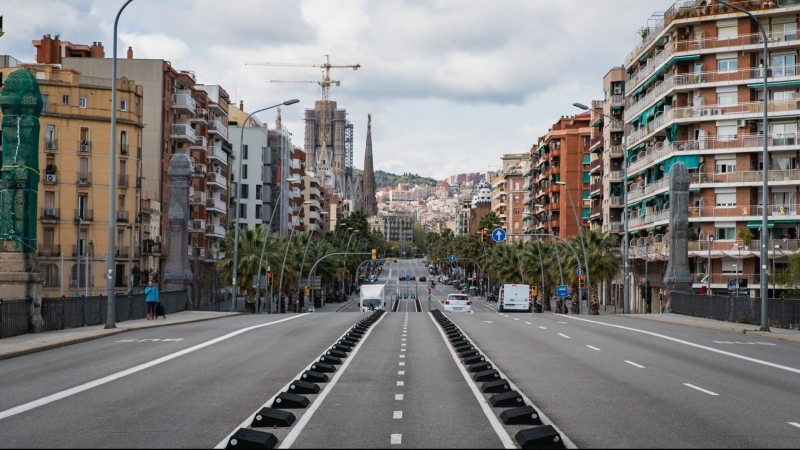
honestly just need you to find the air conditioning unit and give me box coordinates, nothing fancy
[45,174,57,183]
[70,280,78,287]
[45,208,57,216]
[45,140,56,150]
[118,211,128,221]
[736,119,747,128]
[613,86,622,95]
[713,109,722,115]
[79,141,90,152]
[78,178,89,186]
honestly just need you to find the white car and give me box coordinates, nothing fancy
[444,294,471,313]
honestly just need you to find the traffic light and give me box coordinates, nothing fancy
[578,274,585,289]
[531,285,538,297]
[304,285,310,297]
[372,248,376,260]
[481,229,487,243]
[267,272,274,287]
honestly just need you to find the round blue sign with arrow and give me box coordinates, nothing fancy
[492,228,506,243]
[577,269,584,276]
[449,255,456,263]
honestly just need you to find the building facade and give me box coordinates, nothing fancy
[0,60,143,296]
[622,1,800,305]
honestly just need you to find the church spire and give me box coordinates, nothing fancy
[362,114,377,216]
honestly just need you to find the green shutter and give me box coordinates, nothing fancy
[583,190,590,200]
[582,154,591,164]
[582,208,590,220]
[582,172,590,183]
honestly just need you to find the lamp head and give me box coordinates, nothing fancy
[283,99,300,106]
[573,102,590,110]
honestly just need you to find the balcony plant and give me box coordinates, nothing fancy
[739,229,754,249]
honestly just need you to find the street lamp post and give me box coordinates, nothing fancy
[557,181,591,314]
[574,101,628,313]
[342,232,360,296]
[105,0,136,329]
[253,177,299,314]
[717,0,769,332]
[773,244,779,299]
[295,201,315,313]
[707,235,713,295]
[231,99,299,313]
[277,218,301,314]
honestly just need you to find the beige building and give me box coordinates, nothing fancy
[0,59,143,296]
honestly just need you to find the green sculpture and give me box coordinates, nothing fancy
[0,69,43,253]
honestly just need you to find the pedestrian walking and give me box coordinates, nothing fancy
[145,279,159,320]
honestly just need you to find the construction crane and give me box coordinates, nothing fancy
[246,55,360,188]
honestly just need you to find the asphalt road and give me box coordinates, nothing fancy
[2,258,799,448]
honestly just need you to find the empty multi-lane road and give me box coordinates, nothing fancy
[0,258,798,448]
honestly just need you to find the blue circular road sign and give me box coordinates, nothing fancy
[577,269,584,276]
[492,228,506,243]
[449,255,456,263]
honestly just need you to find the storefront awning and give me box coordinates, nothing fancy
[747,221,775,229]
[591,117,603,128]
[747,79,800,90]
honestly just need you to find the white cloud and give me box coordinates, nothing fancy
[3,0,666,180]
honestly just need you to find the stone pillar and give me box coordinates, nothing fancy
[164,154,193,293]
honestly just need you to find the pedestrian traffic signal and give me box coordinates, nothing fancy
[268,272,274,286]
[372,248,376,260]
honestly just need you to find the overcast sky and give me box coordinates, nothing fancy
[3,0,666,180]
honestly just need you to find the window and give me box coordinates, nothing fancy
[243,145,248,159]
[774,20,798,41]
[717,58,737,73]
[514,222,520,229]
[772,122,797,145]
[715,158,735,173]
[773,157,796,170]
[62,94,70,105]
[717,124,738,141]
[715,225,736,240]
[79,96,87,108]
[120,99,128,111]
[44,191,55,209]
[772,53,797,77]
[717,21,738,40]
[772,191,796,212]
[721,258,741,274]
[256,185,262,200]
[242,165,248,180]
[773,90,796,101]
[239,204,247,219]
[715,190,736,208]
[716,86,737,106]
[241,184,249,199]
[514,209,519,216]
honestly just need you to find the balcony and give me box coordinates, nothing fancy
[143,243,162,256]
[190,190,206,205]
[628,208,670,229]
[72,245,89,257]
[206,197,226,214]
[190,218,207,232]
[190,108,209,124]
[607,196,625,208]
[590,181,602,194]
[192,164,207,178]
[78,140,91,154]
[690,204,800,221]
[171,93,197,116]
[692,169,800,186]
[590,134,603,151]
[589,158,602,174]
[206,224,226,238]
[43,168,58,184]
[38,244,61,257]
[77,172,91,186]
[206,172,227,190]
[118,174,129,188]
[610,94,624,106]
[40,207,60,221]
[607,145,624,158]
[189,247,206,258]
[627,176,671,202]
[44,138,58,153]
[117,211,129,222]
[207,142,228,166]
[590,204,602,217]
[170,123,197,144]
[208,118,228,141]
[190,136,207,151]
[115,246,130,259]
[609,222,623,233]
[74,209,94,222]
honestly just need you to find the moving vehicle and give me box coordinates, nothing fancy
[410,275,416,281]
[419,276,427,282]
[360,284,386,312]
[498,284,532,312]
[444,293,471,313]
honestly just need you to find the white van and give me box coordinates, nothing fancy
[359,284,386,312]
[498,284,531,312]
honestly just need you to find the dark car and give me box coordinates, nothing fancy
[399,275,405,281]
[410,276,416,281]
[419,276,427,282]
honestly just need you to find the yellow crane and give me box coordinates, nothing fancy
[245,55,360,177]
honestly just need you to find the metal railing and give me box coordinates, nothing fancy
[40,207,60,220]
[0,299,32,339]
[628,208,670,229]
[671,291,800,330]
[38,244,61,256]
[693,169,800,185]
[74,209,94,222]
[690,204,800,219]
[171,123,197,141]
[77,172,91,186]
[172,93,197,113]
[628,176,670,202]
[209,118,228,140]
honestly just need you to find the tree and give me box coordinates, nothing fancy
[779,251,800,298]
[477,211,502,235]
[219,226,281,313]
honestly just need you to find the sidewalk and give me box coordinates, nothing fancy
[626,313,800,344]
[0,310,240,360]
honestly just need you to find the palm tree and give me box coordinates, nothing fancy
[580,230,621,315]
[219,227,282,313]
[477,211,502,235]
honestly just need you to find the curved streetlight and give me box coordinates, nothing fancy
[556,181,591,314]
[251,177,299,313]
[105,0,136,329]
[231,99,299,312]
[574,101,627,314]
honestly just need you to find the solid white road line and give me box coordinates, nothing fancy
[558,333,570,339]
[427,315,517,449]
[624,360,646,369]
[563,315,800,375]
[275,312,389,449]
[391,434,402,445]
[788,422,800,429]
[0,315,308,423]
[683,383,719,396]
[393,411,403,419]
[586,345,601,351]
[395,394,403,400]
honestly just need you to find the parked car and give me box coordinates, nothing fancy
[419,276,427,282]
[410,275,416,281]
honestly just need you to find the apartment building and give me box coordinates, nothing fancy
[529,114,592,238]
[229,111,273,231]
[0,59,143,296]
[379,214,415,242]
[622,1,800,301]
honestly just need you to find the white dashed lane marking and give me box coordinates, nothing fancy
[625,360,645,369]
[398,371,404,375]
[391,434,402,445]
[525,322,532,325]
[539,326,547,330]
[395,394,403,400]
[557,333,570,339]
[789,422,800,429]
[587,345,601,351]
[393,411,403,419]
[397,381,404,386]
[683,383,719,396]
[399,362,405,366]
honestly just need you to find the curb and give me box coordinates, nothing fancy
[0,313,241,361]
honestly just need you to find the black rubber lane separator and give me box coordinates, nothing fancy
[488,390,524,408]
[473,369,501,382]
[226,428,277,449]
[480,379,511,394]
[462,354,486,365]
[499,405,543,426]
[271,392,310,409]
[301,370,329,383]
[288,380,320,395]
[514,426,564,449]
[468,361,493,373]
[251,408,296,428]
[326,349,348,358]
[310,362,336,373]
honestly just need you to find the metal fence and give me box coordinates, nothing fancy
[0,299,33,339]
[0,290,188,337]
[670,292,800,330]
